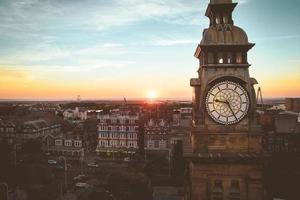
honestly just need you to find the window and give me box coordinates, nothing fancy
[148,140,154,148]
[223,15,228,24]
[208,52,214,64]
[217,53,223,64]
[6,128,14,132]
[229,180,240,200]
[120,141,126,147]
[159,140,166,148]
[112,118,117,124]
[99,140,108,147]
[215,17,220,24]
[55,140,62,146]
[119,119,125,124]
[236,52,243,64]
[227,52,233,63]
[129,141,136,148]
[119,126,126,132]
[298,115,300,123]
[211,180,223,200]
[64,140,72,147]
[74,140,82,147]
[129,126,135,131]
[130,119,135,124]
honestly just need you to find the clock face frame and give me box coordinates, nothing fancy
[205,81,250,125]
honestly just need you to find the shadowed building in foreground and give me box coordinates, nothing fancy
[185,0,266,199]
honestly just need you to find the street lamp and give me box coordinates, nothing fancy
[0,182,8,200]
[59,156,68,190]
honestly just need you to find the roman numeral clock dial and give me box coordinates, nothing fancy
[205,81,249,125]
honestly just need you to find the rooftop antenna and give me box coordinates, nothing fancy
[256,87,264,110]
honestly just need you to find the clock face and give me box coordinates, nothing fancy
[205,81,249,125]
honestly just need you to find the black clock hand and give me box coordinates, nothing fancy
[226,100,238,121]
[215,99,227,104]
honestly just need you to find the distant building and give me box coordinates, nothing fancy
[262,110,300,153]
[285,98,300,113]
[63,107,88,120]
[96,113,140,157]
[0,120,16,144]
[18,119,61,142]
[42,124,94,158]
[87,109,103,119]
[144,118,171,151]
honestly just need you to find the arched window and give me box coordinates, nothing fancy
[215,16,221,25]
[229,180,240,200]
[223,15,228,24]
[236,52,243,64]
[217,53,223,64]
[211,180,224,200]
[208,52,214,64]
[227,52,233,64]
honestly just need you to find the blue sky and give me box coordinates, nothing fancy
[0,0,299,100]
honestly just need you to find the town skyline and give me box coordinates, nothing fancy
[0,0,300,100]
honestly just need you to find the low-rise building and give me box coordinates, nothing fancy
[42,124,94,159]
[144,118,170,151]
[262,110,300,153]
[0,120,17,144]
[18,119,61,142]
[96,112,139,157]
[63,107,88,120]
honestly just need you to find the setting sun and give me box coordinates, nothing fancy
[146,90,158,100]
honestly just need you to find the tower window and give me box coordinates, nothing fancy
[208,52,214,64]
[236,52,243,64]
[223,16,228,24]
[211,180,224,200]
[215,16,221,25]
[217,53,223,64]
[227,52,233,63]
[229,180,241,200]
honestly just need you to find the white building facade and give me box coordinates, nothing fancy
[96,113,139,156]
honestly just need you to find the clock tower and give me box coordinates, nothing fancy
[186,0,266,200]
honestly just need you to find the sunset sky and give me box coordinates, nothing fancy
[0,0,299,100]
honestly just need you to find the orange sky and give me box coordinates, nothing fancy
[1,66,299,100]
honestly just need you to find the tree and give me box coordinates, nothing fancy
[107,171,151,200]
[0,142,13,182]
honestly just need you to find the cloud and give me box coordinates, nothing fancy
[0,67,28,79]
[0,42,125,62]
[0,0,205,35]
[153,38,198,46]
[255,34,300,41]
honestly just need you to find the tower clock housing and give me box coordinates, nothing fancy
[190,0,262,153]
[185,1,266,200]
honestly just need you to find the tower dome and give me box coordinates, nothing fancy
[200,26,249,45]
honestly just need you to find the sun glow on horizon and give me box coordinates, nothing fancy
[146,90,158,100]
